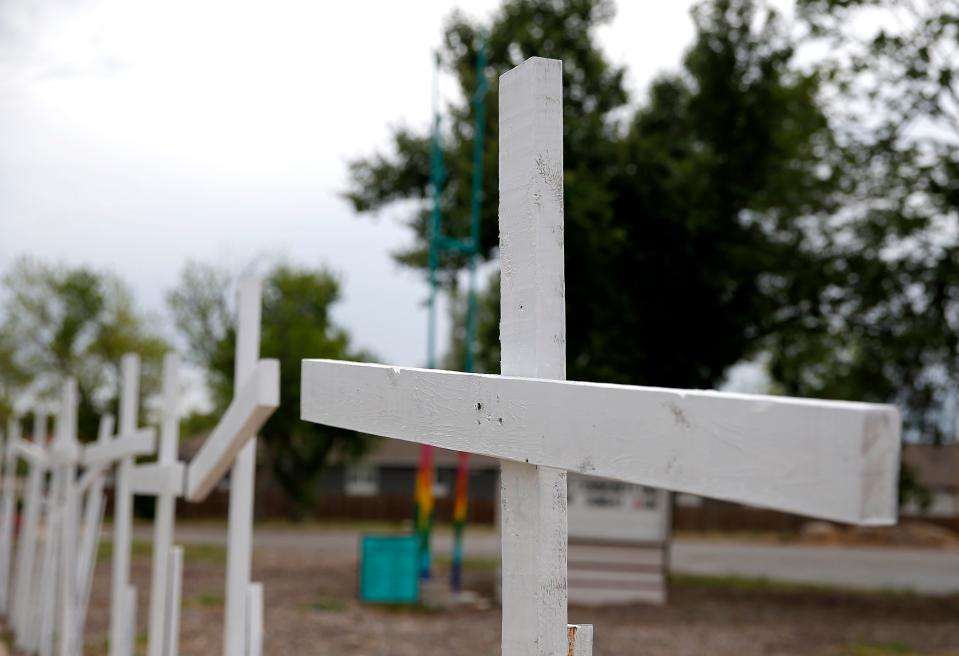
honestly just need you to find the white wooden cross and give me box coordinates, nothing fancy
[301,57,901,656]
[11,409,49,651]
[76,354,157,656]
[30,379,81,656]
[181,278,279,656]
[130,352,187,656]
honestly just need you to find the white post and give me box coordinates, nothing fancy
[12,410,47,642]
[245,583,263,656]
[110,354,142,656]
[498,56,570,656]
[163,546,184,656]
[223,278,263,656]
[147,353,181,656]
[125,585,138,656]
[56,379,81,656]
[0,416,21,613]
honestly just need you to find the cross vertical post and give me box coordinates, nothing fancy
[144,353,184,656]
[12,410,47,645]
[55,379,81,656]
[110,354,145,656]
[0,415,21,613]
[224,277,263,656]
[498,56,570,656]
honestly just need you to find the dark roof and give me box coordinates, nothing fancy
[902,442,959,490]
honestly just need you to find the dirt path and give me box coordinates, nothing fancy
[72,540,959,656]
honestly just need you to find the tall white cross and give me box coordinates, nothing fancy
[130,353,186,656]
[11,409,48,650]
[0,414,22,613]
[181,278,279,656]
[301,57,901,656]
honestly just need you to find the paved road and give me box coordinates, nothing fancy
[135,524,959,595]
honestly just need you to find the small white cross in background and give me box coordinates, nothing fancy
[130,353,186,656]
[80,355,158,656]
[301,57,902,656]
[181,278,279,656]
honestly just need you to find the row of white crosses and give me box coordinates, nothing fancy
[0,278,277,656]
[301,56,903,655]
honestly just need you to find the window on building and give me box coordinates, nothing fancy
[344,465,379,497]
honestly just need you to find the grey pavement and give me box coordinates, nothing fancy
[130,524,959,596]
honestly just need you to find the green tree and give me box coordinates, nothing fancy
[348,0,837,392]
[781,0,959,443]
[168,261,373,517]
[0,258,167,440]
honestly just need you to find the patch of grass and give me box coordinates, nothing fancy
[300,595,348,613]
[184,592,224,608]
[183,542,227,562]
[845,641,924,656]
[669,573,924,598]
[433,555,500,572]
[98,539,152,561]
[98,539,226,563]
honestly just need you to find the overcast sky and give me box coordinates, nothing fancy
[0,0,699,371]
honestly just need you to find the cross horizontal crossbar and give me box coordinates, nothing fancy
[301,360,900,525]
[131,463,185,496]
[83,428,157,465]
[184,359,280,502]
[15,442,45,466]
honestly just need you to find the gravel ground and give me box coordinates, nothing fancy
[64,543,959,656]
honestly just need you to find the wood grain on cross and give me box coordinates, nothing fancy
[182,278,279,656]
[301,57,901,656]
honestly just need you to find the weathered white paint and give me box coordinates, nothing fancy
[110,354,154,656]
[183,358,279,502]
[144,353,184,656]
[497,56,569,656]
[0,417,21,613]
[11,411,48,643]
[301,360,900,525]
[164,547,184,656]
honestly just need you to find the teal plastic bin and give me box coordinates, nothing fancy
[359,534,420,604]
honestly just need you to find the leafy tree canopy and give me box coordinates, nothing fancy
[347,0,838,391]
[0,257,167,439]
